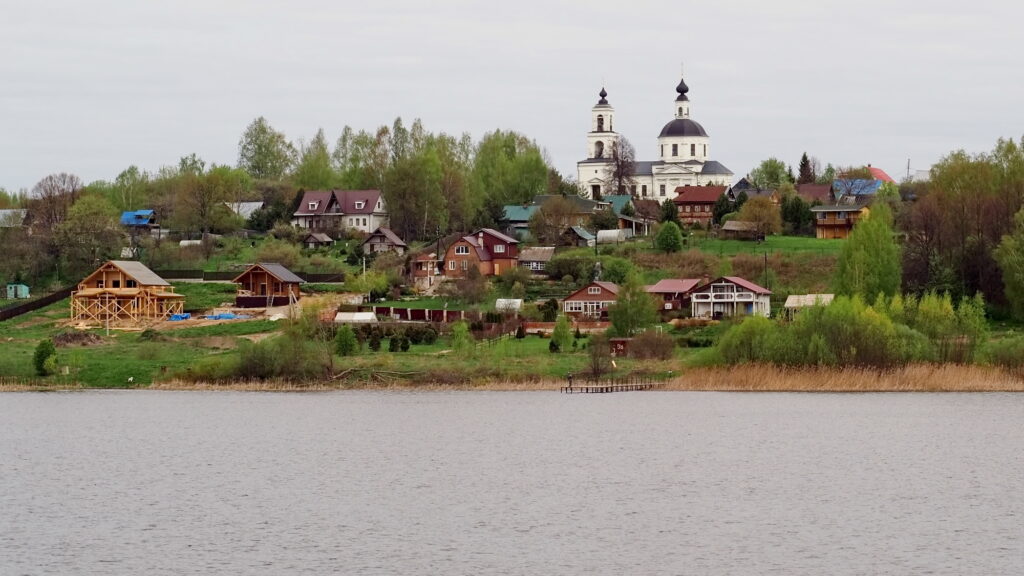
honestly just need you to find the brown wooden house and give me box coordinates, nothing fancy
[362,227,407,256]
[562,281,619,319]
[672,185,728,226]
[645,278,701,314]
[70,260,184,324]
[232,263,305,307]
[443,228,519,278]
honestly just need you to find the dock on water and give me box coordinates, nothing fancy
[561,376,657,394]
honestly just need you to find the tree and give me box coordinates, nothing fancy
[176,165,251,251]
[293,128,336,189]
[733,190,749,212]
[552,314,573,352]
[237,116,296,180]
[780,194,813,235]
[33,339,56,376]
[449,320,472,354]
[797,152,816,185]
[605,138,637,196]
[712,193,732,225]
[655,220,684,253]
[30,173,82,230]
[749,158,790,190]
[608,272,658,337]
[589,207,619,232]
[817,163,837,185]
[114,166,148,211]
[335,325,359,356]
[995,208,1024,320]
[660,198,680,225]
[834,203,901,299]
[528,196,575,244]
[737,196,782,235]
[470,130,548,226]
[587,332,612,377]
[55,195,124,277]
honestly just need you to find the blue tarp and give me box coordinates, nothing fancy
[120,210,155,227]
[202,313,252,320]
[169,313,191,321]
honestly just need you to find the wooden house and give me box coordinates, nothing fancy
[362,227,407,256]
[562,226,595,247]
[232,263,305,307]
[70,260,184,324]
[301,232,335,249]
[810,198,871,239]
[562,281,619,319]
[672,185,728,226]
[412,252,442,291]
[519,246,555,273]
[690,276,771,318]
[645,278,701,314]
[443,228,519,278]
[720,220,759,240]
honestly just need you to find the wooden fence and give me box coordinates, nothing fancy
[153,270,345,283]
[561,375,657,394]
[0,286,75,322]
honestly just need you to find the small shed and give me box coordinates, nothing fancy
[495,298,523,313]
[302,232,335,249]
[596,229,626,244]
[334,311,379,324]
[362,227,407,255]
[563,226,595,247]
[720,220,759,240]
[232,263,305,308]
[518,246,555,272]
[784,294,834,319]
[5,283,30,299]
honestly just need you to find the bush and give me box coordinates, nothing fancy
[399,336,410,352]
[388,336,400,353]
[539,298,559,322]
[552,315,572,352]
[547,254,596,283]
[630,330,676,360]
[335,325,358,356]
[450,320,472,353]
[256,238,301,268]
[368,332,382,352]
[405,324,438,345]
[515,324,526,339]
[33,339,56,376]
[549,340,560,353]
[980,336,1024,373]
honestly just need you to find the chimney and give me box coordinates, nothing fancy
[478,231,484,245]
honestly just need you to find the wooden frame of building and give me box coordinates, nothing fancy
[70,261,184,324]
[233,263,305,308]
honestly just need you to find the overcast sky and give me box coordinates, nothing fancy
[1,0,1021,191]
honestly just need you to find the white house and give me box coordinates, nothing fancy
[291,189,389,235]
[690,276,771,318]
[576,74,734,200]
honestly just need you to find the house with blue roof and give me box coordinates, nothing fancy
[120,210,157,229]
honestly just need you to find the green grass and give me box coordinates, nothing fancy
[169,319,280,338]
[692,236,844,256]
[171,282,237,312]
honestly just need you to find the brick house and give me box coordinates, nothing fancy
[443,228,520,278]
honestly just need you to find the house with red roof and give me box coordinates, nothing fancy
[291,189,388,235]
[443,228,519,278]
[672,185,728,226]
[563,281,620,319]
[795,183,832,205]
[690,276,771,318]
[646,278,702,314]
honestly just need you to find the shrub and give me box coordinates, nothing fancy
[33,339,56,376]
[515,324,526,339]
[335,325,358,356]
[980,336,1024,374]
[399,336,410,352]
[630,330,676,360]
[552,315,573,352]
[539,298,559,322]
[547,254,596,283]
[587,333,612,377]
[388,336,400,353]
[256,238,301,268]
[549,340,560,353]
[405,324,438,345]
[368,332,382,352]
[450,320,472,353]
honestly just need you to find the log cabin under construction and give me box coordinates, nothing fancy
[232,262,305,307]
[70,260,184,324]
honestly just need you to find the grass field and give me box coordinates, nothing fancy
[171,282,238,311]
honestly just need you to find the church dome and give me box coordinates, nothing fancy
[658,118,708,138]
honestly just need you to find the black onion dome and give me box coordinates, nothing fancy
[658,118,708,138]
[675,77,690,102]
[597,87,608,105]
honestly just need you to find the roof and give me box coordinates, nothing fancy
[867,166,894,183]
[603,194,633,216]
[567,226,595,240]
[120,210,155,226]
[233,262,305,284]
[303,232,335,243]
[646,278,700,294]
[293,190,383,216]
[534,194,609,214]
[334,312,378,324]
[502,204,539,223]
[796,183,832,203]
[695,276,771,295]
[673,185,728,204]
[810,202,871,213]
[0,209,27,227]
[107,260,170,286]
[833,179,882,196]
[658,118,708,138]
[700,160,733,176]
[721,220,758,232]
[477,227,519,244]
[459,235,492,261]
[730,177,756,192]
[566,281,620,300]
[519,246,555,263]
[363,227,407,247]
[784,294,835,308]
[634,161,656,176]
[224,201,264,219]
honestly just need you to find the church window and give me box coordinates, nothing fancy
[597,115,604,132]
[660,145,664,157]
[672,144,678,157]
[691,144,696,156]
[641,185,647,196]
[595,141,604,158]
[659,185,666,196]
[678,107,682,116]
[703,144,707,157]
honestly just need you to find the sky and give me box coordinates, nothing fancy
[1,0,1022,192]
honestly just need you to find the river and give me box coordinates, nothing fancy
[1,391,1022,574]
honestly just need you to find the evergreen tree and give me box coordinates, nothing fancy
[655,220,684,253]
[712,193,732,224]
[797,152,816,185]
[335,325,359,356]
[660,198,680,225]
[833,203,901,299]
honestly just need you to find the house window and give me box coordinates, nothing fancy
[817,212,825,220]
[126,280,137,288]
[838,212,847,219]
[355,201,365,210]
[672,144,678,157]
[308,202,318,211]
[362,218,367,226]
[660,185,666,196]
[112,280,121,288]
[588,287,601,295]
[461,260,468,270]
[96,280,104,288]
[449,261,456,270]
[704,205,710,212]
[684,205,691,213]
[630,185,636,195]
[494,244,505,254]
[455,245,469,255]
[641,185,647,196]
[691,144,696,156]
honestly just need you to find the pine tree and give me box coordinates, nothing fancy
[797,152,816,184]
[334,325,358,356]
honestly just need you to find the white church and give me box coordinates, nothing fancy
[576,75,734,199]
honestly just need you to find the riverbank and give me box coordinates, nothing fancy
[3,364,1016,392]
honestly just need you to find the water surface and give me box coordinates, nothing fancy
[1,391,1022,574]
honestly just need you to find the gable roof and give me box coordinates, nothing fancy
[293,190,334,216]
[363,227,407,247]
[567,226,595,240]
[565,281,620,300]
[721,220,758,232]
[233,262,305,284]
[459,235,491,261]
[303,232,335,243]
[120,210,155,226]
[673,185,728,204]
[519,246,555,263]
[867,166,894,183]
[646,278,700,294]
[796,183,832,203]
[603,194,633,216]
[694,276,771,295]
[105,260,170,286]
[477,227,519,244]
[502,204,539,222]
[293,190,383,216]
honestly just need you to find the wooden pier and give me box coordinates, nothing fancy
[561,377,657,394]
